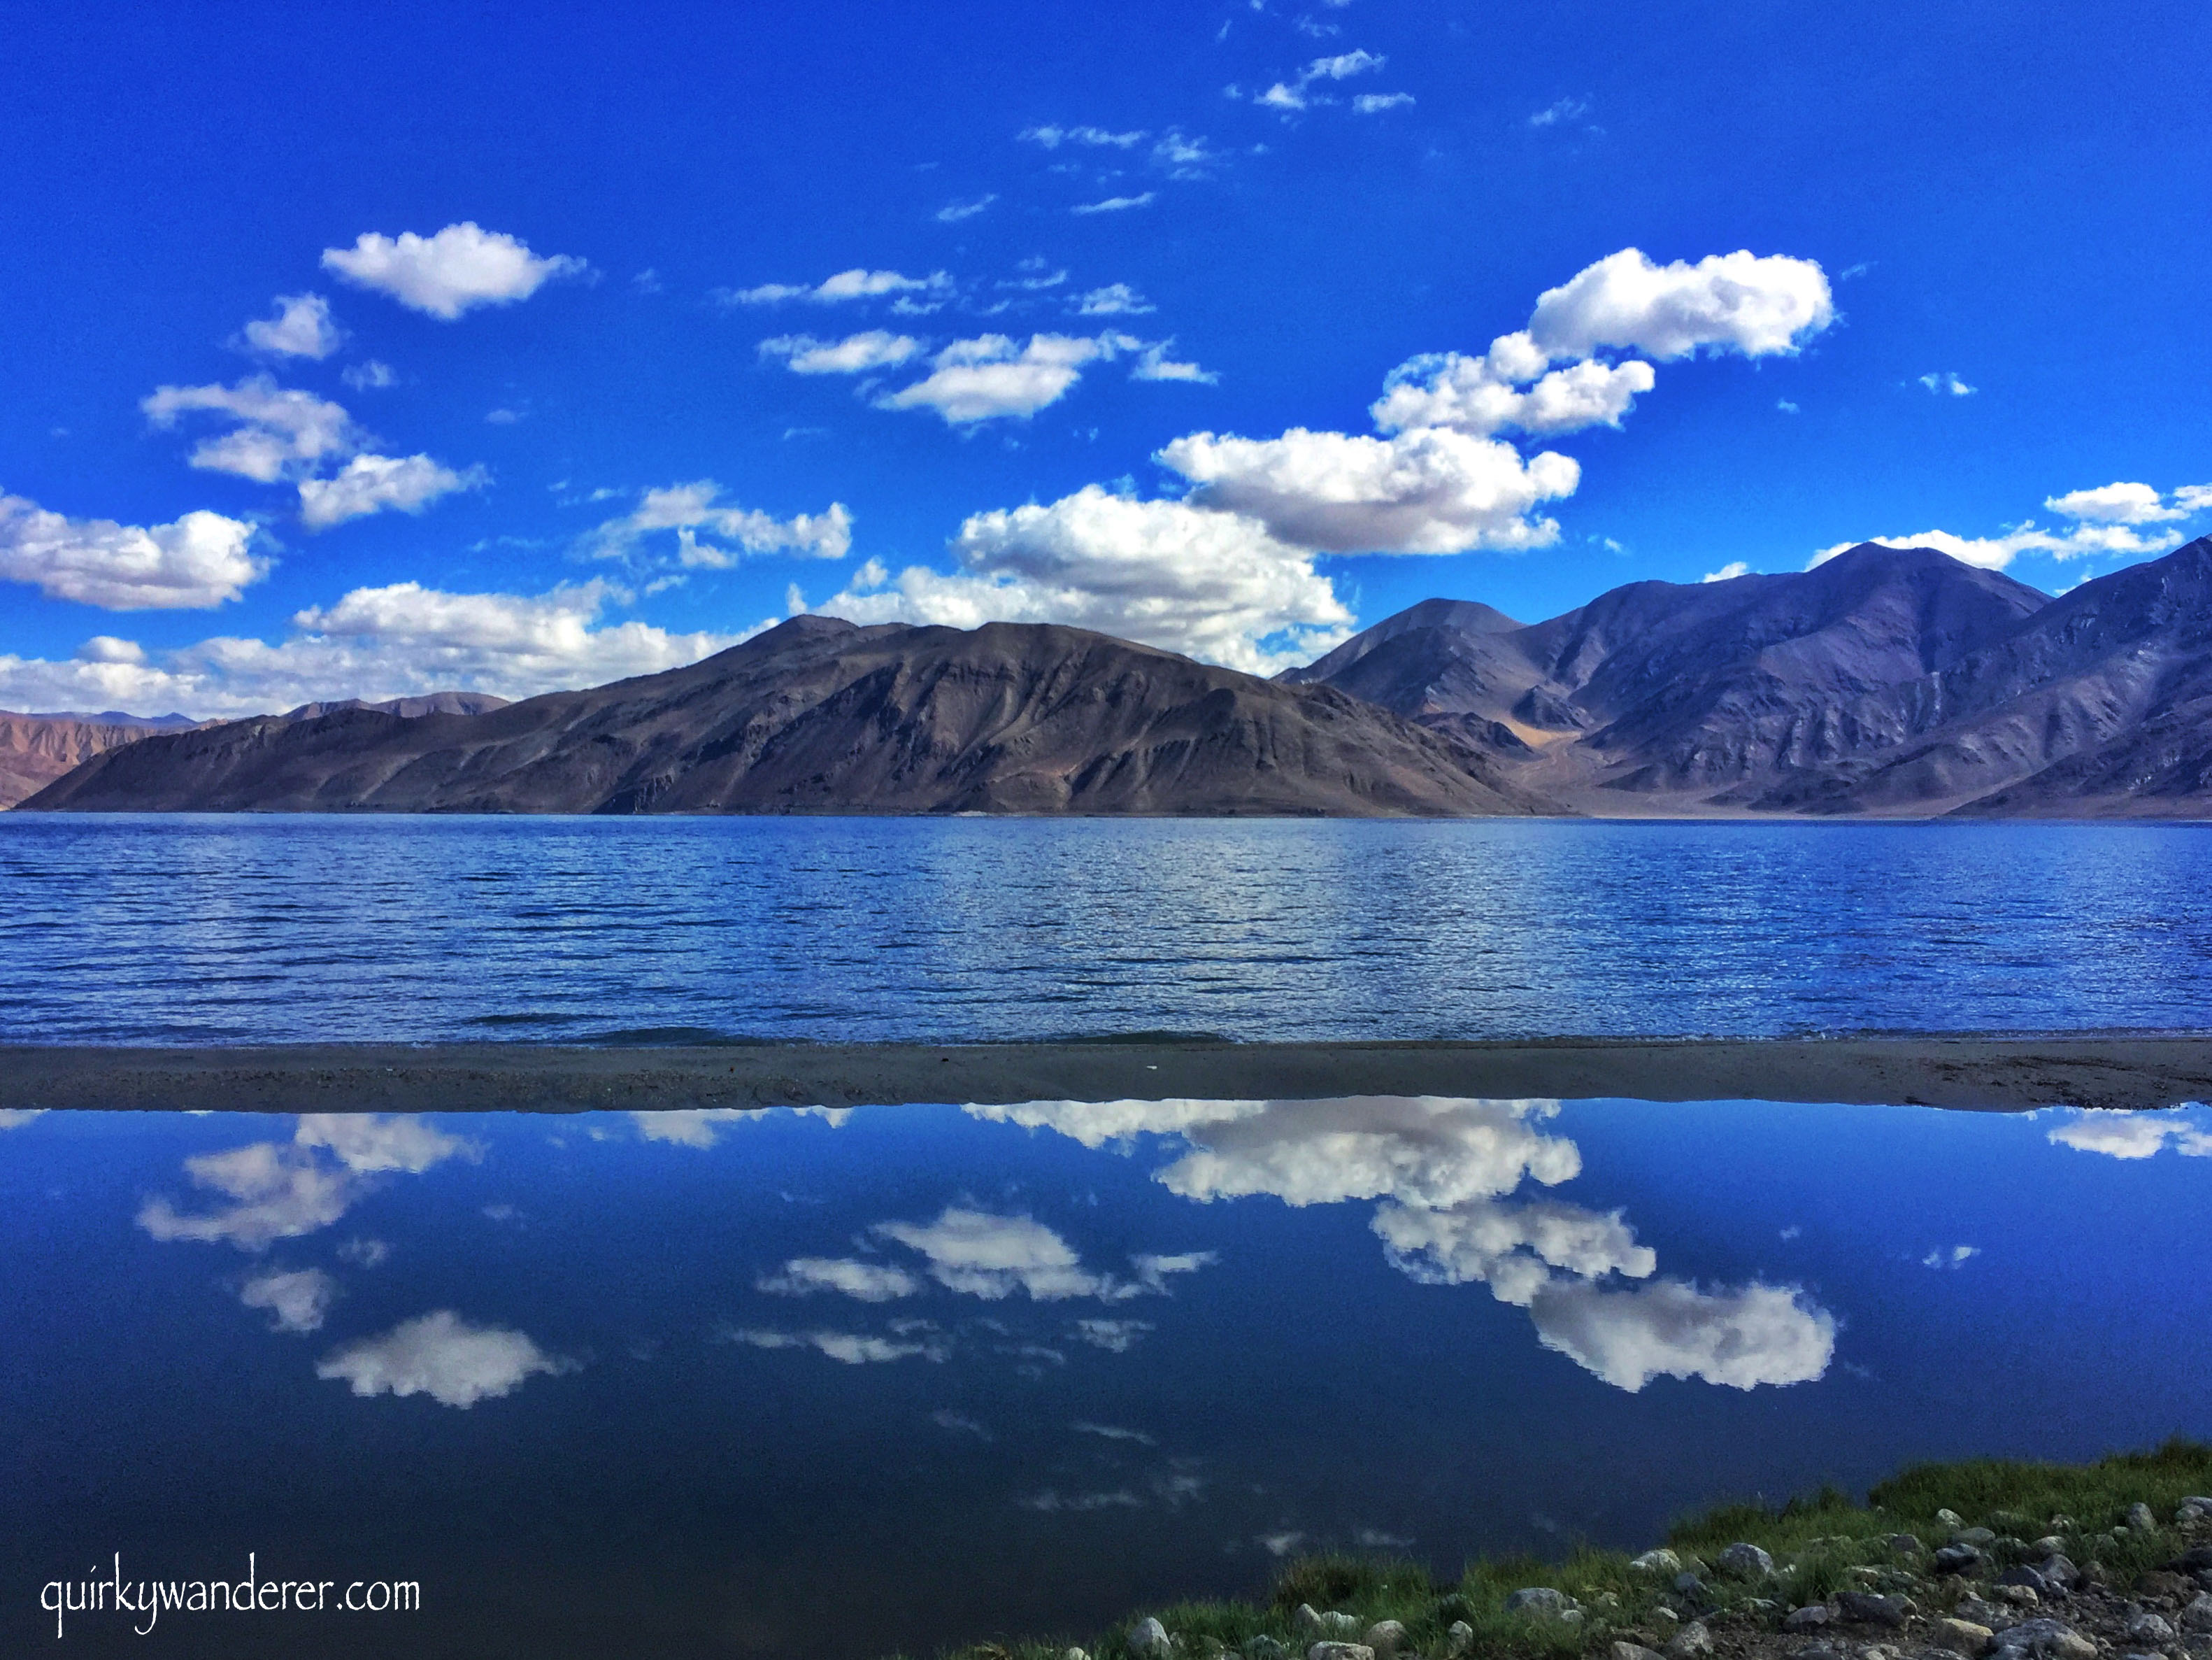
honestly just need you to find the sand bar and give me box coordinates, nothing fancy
[6,1035,2212,1114]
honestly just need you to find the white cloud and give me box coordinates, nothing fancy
[759,329,922,374]
[756,1257,922,1302]
[937,194,998,222]
[874,1208,1132,1301]
[0,492,266,610]
[2047,1110,2212,1160]
[1373,1196,1656,1304]
[720,268,952,306]
[142,376,358,483]
[341,360,397,391]
[876,332,1106,423]
[1159,425,1580,554]
[1529,97,1592,127]
[932,1409,992,1438]
[295,1114,476,1173]
[0,578,754,720]
[1071,192,1156,215]
[1073,1420,1157,1444]
[1018,1488,1143,1512]
[1260,47,1387,108]
[722,1326,948,1364]
[317,1310,575,1406]
[1019,125,1148,148]
[811,485,1352,674]
[1527,248,1834,362]
[320,222,587,320]
[589,480,853,569]
[1921,1244,1981,1268]
[1526,1277,1836,1392]
[297,453,484,530]
[1811,518,2185,572]
[139,1143,359,1250]
[1075,283,1155,315]
[1372,343,1655,437]
[137,1114,475,1250]
[240,293,342,359]
[630,1108,766,1147]
[1151,130,1227,177]
[2045,480,2197,524]
[1129,341,1215,383]
[241,1267,338,1333]
[970,1096,1275,1147]
[0,1109,45,1130]
[1071,1318,1155,1352]
[1702,561,1751,583]
[1353,92,1415,112]
[1918,371,1976,397]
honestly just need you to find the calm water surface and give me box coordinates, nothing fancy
[3,1095,2209,1657]
[3,815,2210,1042]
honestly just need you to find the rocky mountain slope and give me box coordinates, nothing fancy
[0,711,192,809]
[1290,537,2212,816]
[280,691,511,721]
[20,618,1549,817]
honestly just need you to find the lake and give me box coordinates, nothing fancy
[3,1093,2209,1657]
[3,815,2211,1044]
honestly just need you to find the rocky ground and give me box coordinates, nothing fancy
[1048,1495,2212,1660]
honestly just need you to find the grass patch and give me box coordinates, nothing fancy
[924,1442,2212,1660]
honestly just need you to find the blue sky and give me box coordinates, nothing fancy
[1,0,2206,715]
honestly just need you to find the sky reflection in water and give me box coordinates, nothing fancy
[3,1095,2209,1658]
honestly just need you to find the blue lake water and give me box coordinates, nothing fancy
[4,815,2212,1043]
[3,1095,2209,1658]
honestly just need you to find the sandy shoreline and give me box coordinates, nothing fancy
[5,1035,2212,1114]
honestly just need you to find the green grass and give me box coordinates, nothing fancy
[918,1442,2212,1660]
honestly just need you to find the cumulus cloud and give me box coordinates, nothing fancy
[0,579,752,721]
[873,1208,1134,1301]
[629,1109,766,1147]
[239,293,342,359]
[722,1326,948,1364]
[1372,346,1655,438]
[1373,1196,1657,1304]
[759,330,922,374]
[809,485,1352,674]
[342,360,397,391]
[757,1257,923,1302]
[141,376,478,530]
[321,222,587,319]
[0,492,266,610]
[1076,283,1155,315]
[721,268,952,306]
[1527,248,1834,362]
[979,1094,1833,1394]
[1703,561,1752,583]
[317,1310,575,1405]
[2047,1109,2212,1160]
[1158,426,1580,554]
[876,332,1108,423]
[1019,125,1147,148]
[240,1267,338,1333]
[1526,1277,1836,1392]
[588,480,852,569]
[142,376,359,483]
[2046,481,2204,524]
[297,453,485,529]
[1921,1244,1981,1268]
[1809,476,2212,572]
[138,1114,476,1250]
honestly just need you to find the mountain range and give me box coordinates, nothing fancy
[17,534,2212,818]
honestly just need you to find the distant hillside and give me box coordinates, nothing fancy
[20,619,1552,817]
[0,711,191,809]
[1290,536,2212,816]
[281,691,511,721]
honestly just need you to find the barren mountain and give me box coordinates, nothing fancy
[20,618,1552,817]
[0,711,192,809]
[1294,537,2212,816]
[281,691,511,721]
